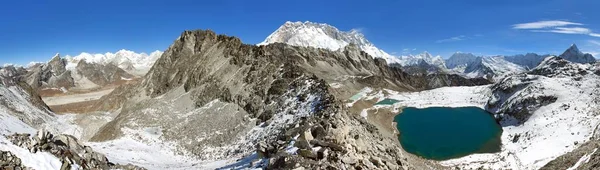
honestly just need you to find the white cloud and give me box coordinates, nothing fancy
[514,20,600,38]
[436,35,466,43]
[548,27,591,34]
[512,20,583,29]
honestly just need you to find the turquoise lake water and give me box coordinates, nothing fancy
[375,99,400,105]
[394,107,502,160]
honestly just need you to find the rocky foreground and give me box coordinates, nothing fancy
[3,130,143,170]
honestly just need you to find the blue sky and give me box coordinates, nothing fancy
[1,0,599,65]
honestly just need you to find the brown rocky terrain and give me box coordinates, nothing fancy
[75,60,134,87]
[81,29,492,169]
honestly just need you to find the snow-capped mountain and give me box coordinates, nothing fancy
[450,44,594,80]
[445,52,478,70]
[398,52,447,69]
[65,49,163,76]
[503,53,550,69]
[259,21,401,64]
[558,44,596,64]
[463,56,526,80]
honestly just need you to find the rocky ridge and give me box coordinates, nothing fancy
[15,53,137,92]
[83,29,493,169]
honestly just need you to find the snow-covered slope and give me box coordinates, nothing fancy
[65,49,163,76]
[0,73,71,169]
[354,56,600,169]
[259,21,401,64]
[559,44,596,64]
[463,56,526,80]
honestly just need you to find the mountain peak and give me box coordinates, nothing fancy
[559,44,596,64]
[51,53,61,60]
[566,44,581,53]
[259,21,398,64]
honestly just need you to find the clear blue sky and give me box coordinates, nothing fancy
[1,0,599,65]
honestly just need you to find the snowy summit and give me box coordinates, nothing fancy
[259,21,401,64]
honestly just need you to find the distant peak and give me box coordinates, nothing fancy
[260,21,395,62]
[420,51,432,57]
[564,43,582,53]
[49,53,62,62]
[52,53,60,59]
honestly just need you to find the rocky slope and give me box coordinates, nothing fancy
[0,69,143,169]
[23,54,76,90]
[75,60,134,86]
[18,53,137,92]
[84,29,490,169]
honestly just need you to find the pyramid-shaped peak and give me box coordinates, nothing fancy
[562,43,583,55]
[559,43,596,63]
[567,44,580,51]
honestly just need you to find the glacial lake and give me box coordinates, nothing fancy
[394,107,502,160]
[375,98,401,105]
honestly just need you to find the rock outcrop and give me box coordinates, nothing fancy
[6,130,144,170]
[0,150,26,169]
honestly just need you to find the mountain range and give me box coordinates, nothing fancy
[259,21,596,80]
[1,20,599,170]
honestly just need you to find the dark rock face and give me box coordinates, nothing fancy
[426,74,491,88]
[6,130,145,170]
[486,75,558,123]
[75,60,134,86]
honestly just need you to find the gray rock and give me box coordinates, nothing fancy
[342,156,357,165]
[297,149,317,160]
